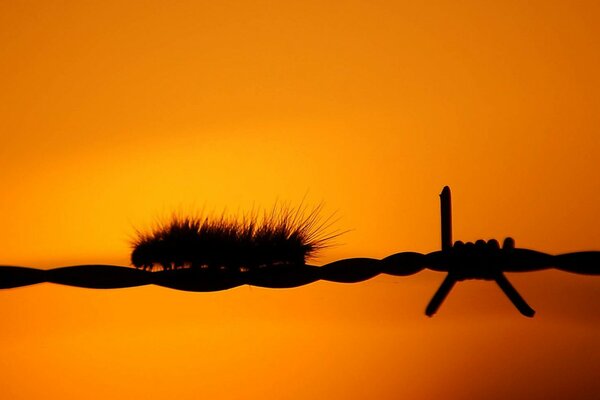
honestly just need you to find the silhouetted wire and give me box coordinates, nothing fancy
[1,186,598,318]
[0,249,597,291]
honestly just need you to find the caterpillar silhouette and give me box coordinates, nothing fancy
[131,206,339,271]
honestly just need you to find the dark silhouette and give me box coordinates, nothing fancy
[0,187,598,317]
[130,205,338,271]
[426,187,534,317]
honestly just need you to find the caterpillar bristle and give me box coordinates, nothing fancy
[131,204,341,272]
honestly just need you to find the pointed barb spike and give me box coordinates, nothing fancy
[426,274,456,317]
[494,273,535,317]
[440,186,452,251]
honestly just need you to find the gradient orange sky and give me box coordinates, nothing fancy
[1,1,599,399]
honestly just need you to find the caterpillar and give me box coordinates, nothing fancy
[131,205,339,272]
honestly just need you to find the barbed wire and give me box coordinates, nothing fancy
[1,187,598,317]
[1,247,598,289]
[1,246,598,313]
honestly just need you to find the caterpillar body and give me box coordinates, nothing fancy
[131,206,337,272]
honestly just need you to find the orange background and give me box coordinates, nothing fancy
[0,1,599,398]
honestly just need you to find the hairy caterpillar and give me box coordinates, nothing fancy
[131,205,339,271]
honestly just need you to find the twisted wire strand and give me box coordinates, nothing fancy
[1,249,598,291]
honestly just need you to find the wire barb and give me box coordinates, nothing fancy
[429,187,535,317]
[0,187,598,317]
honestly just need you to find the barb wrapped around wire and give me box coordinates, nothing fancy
[0,187,598,317]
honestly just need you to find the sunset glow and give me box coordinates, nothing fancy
[0,1,599,399]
